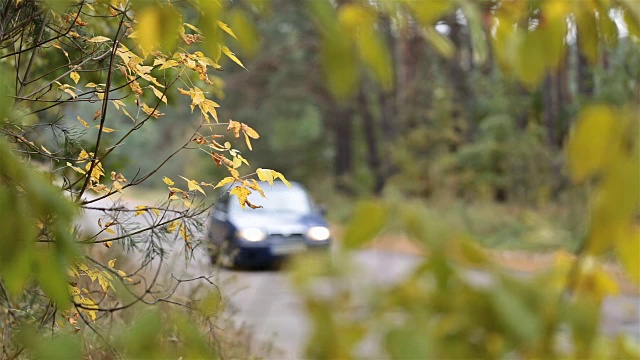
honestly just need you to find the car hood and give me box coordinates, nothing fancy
[229,211,326,234]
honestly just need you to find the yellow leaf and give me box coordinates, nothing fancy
[243,133,253,151]
[130,80,144,95]
[77,149,91,162]
[98,273,111,292]
[576,258,620,301]
[184,23,202,34]
[244,179,266,198]
[221,46,246,70]
[159,59,179,70]
[108,259,116,268]
[232,156,242,169]
[241,123,259,139]
[41,145,52,155]
[199,99,219,122]
[63,88,77,98]
[70,71,80,84]
[69,286,80,296]
[95,125,116,133]
[256,168,274,185]
[230,185,251,209]
[135,7,160,57]
[214,177,235,189]
[217,20,238,39]
[135,205,147,216]
[121,107,136,122]
[115,172,127,182]
[88,36,110,43]
[180,223,190,244]
[163,176,175,186]
[91,183,108,193]
[229,167,240,180]
[179,176,206,195]
[113,181,123,192]
[66,162,86,174]
[149,85,167,104]
[103,241,112,248]
[616,225,640,284]
[105,227,115,234]
[167,220,179,233]
[77,116,89,128]
[141,103,165,118]
[140,73,164,88]
[227,119,242,138]
[567,106,619,182]
[272,170,291,187]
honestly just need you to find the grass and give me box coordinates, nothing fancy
[323,190,589,254]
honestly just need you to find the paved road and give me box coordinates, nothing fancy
[80,195,640,359]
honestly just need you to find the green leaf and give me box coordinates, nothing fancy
[491,283,541,344]
[386,327,433,360]
[343,200,388,249]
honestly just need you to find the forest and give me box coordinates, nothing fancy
[0,0,639,358]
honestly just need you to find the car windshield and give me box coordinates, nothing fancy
[228,187,313,214]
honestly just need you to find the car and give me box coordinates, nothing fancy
[207,182,331,268]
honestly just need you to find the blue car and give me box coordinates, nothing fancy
[207,182,331,268]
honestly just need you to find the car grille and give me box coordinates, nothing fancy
[268,234,305,243]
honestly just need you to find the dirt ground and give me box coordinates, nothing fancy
[362,231,640,296]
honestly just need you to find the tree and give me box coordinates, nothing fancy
[0,0,288,357]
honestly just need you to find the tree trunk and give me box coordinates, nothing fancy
[556,55,572,146]
[577,37,595,99]
[542,72,560,149]
[378,13,398,180]
[446,14,474,145]
[333,103,354,193]
[358,88,384,194]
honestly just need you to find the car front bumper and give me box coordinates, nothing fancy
[232,240,331,267]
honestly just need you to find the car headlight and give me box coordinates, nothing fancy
[237,228,266,242]
[307,226,330,241]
